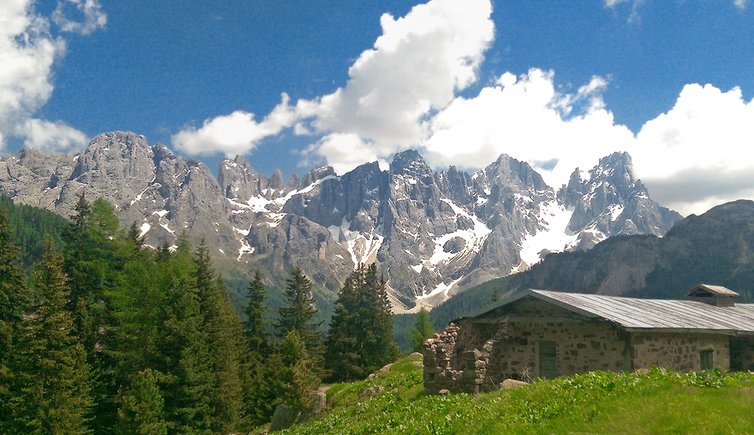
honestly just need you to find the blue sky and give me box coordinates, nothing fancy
[3,0,754,214]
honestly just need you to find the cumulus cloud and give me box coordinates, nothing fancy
[172,94,296,156]
[632,84,754,214]
[299,0,493,161]
[173,0,494,172]
[301,133,381,174]
[0,0,98,152]
[423,69,633,187]
[52,0,107,36]
[734,0,748,9]
[20,118,88,151]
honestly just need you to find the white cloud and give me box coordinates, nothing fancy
[172,94,297,157]
[301,0,493,154]
[173,0,495,173]
[0,0,100,152]
[632,84,754,214]
[423,69,633,187]
[424,70,754,216]
[302,133,384,175]
[20,118,88,151]
[734,0,747,9]
[52,0,107,36]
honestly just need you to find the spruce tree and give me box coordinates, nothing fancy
[193,241,245,433]
[244,270,270,354]
[13,241,93,433]
[0,210,28,431]
[325,264,398,382]
[276,267,323,359]
[117,369,168,435]
[278,331,320,413]
[361,263,399,371]
[324,268,362,381]
[411,308,436,352]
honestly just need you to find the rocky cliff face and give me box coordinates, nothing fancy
[0,132,681,311]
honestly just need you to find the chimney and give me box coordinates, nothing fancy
[686,284,739,307]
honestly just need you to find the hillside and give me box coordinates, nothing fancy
[269,354,754,434]
[0,195,68,267]
[425,200,754,330]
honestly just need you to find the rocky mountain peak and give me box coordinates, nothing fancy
[218,155,259,200]
[301,166,337,187]
[390,149,432,178]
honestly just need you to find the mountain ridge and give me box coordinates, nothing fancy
[0,131,681,311]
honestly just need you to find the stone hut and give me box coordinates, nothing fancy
[423,284,754,394]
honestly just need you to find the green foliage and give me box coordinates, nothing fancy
[117,369,168,435]
[278,356,754,434]
[245,270,271,354]
[193,241,246,432]
[12,241,93,433]
[278,331,321,413]
[325,264,399,382]
[0,195,68,267]
[410,308,435,352]
[0,209,29,430]
[276,267,324,360]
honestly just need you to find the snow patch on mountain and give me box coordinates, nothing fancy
[519,201,578,266]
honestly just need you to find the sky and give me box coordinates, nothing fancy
[3,0,754,216]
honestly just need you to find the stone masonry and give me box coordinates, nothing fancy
[423,296,747,395]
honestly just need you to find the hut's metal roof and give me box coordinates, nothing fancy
[477,289,754,335]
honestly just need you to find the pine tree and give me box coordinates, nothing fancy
[324,268,362,381]
[276,267,323,359]
[278,331,320,413]
[117,369,168,435]
[193,241,245,433]
[325,264,398,382]
[411,308,436,352]
[12,240,93,433]
[244,270,270,354]
[362,263,399,371]
[0,210,28,431]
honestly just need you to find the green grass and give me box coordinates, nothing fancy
[277,355,754,434]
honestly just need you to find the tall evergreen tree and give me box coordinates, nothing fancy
[278,331,320,413]
[12,241,93,433]
[244,270,270,354]
[117,369,168,435]
[193,241,245,433]
[157,247,214,432]
[0,210,28,431]
[411,308,436,352]
[276,267,323,359]
[325,264,398,382]
[324,269,361,381]
[361,263,399,371]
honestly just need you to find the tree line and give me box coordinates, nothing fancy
[0,194,401,433]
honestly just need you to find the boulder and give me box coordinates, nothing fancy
[269,404,299,432]
[500,379,529,390]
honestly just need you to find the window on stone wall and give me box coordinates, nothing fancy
[700,349,714,370]
[539,341,557,379]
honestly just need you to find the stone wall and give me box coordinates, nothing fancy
[630,332,730,371]
[423,298,630,394]
[423,296,747,395]
[731,337,754,371]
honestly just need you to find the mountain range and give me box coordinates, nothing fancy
[0,132,681,311]
[424,199,754,331]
